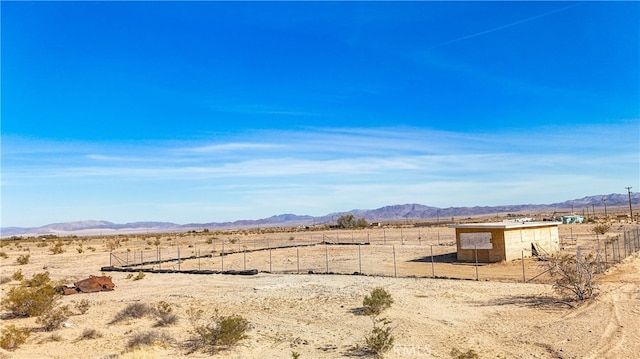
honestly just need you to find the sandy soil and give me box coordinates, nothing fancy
[1,224,638,359]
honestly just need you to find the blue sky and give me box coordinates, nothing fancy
[2,1,639,227]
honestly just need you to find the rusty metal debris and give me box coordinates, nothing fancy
[58,275,115,295]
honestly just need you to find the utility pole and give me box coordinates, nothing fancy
[602,197,608,219]
[626,187,633,220]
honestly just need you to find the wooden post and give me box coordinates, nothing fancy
[474,245,479,281]
[430,245,435,278]
[178,246,181,271]
[269,248,272,273]
[358,244,362,274]
[296,246,300,274]
[393,245,397,278]
[325,243,329,273]
[521,250,526,283]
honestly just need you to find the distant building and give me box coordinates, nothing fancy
[451,221,561,262]
[561,215,584,224]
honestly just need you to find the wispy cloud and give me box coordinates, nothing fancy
[3,122,637,226]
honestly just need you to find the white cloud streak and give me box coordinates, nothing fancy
[2,123,638,226]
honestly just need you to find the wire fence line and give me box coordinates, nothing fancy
[104,228,639,283]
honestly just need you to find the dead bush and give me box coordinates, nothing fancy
[111,303,156,324]
[546,251,598,301]
[0,324,30,351]
[0,251,7,259]
[126,330,175,350]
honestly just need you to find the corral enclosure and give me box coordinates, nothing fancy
[103,223,639,283]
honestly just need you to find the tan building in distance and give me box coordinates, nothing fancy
[452,221,561,262]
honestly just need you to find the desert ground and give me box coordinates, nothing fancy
[1,220,639,359]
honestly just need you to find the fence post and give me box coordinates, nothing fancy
[474,245,479,281]
[296,247,300,274]
[269,248,272,273]
[358,244,362,274]
[430,245,435,278]
[244,250,247,271]
[617,238,621,263]
[221,241,225,271]
[383,229,386,245]
[325,243,329,273]
[110,251,112,267]
[604,240,608,268]
[178,246,181,271]
[521,250,525,283]
[393,245,397,278]
[198,249,201,270]
[126,250,129,266]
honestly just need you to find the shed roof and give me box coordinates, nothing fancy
[450,221,561,230]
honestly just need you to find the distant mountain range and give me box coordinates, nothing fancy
[2,193,638,237]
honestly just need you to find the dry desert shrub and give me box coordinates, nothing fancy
[74,299,91,315]
[79,328,103,340]
[117,347,161,359]
[111,303,156,324]
[11,269,24,281]
[126,331,175,350]
[154,301,178,327]
[36,304,72,331]
[546,251,598,301]
[1,272,59,317]
[0,251,7,259]
[0,325,30,351]
[185,307,250,354]
[16,254,30,265]
[364,317,395,358]
[450,348,480,359]
[363,287,394,316]
[133,271,146,281]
